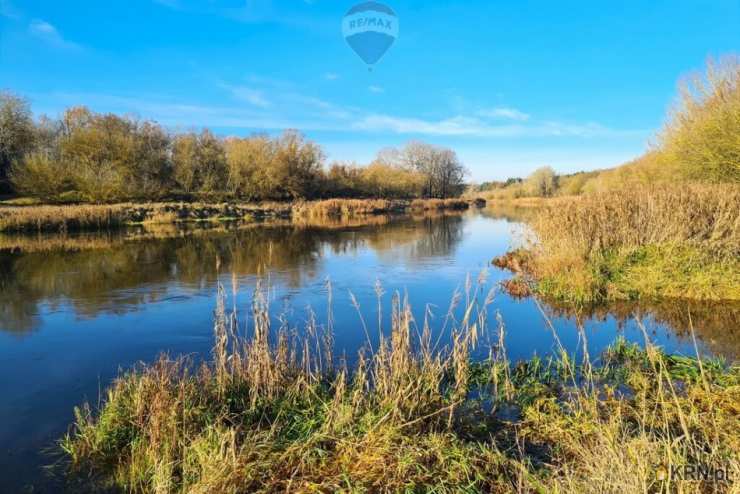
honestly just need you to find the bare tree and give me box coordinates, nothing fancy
[0,92,36,192]
[397,141,467,198]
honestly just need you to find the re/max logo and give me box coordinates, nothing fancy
[347,18,394,31]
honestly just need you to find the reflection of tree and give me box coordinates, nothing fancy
[407,215,464,259]
[0,215,467,335]
[0,252,41,333]
[542,299,740,361]
[367,213,465,263]
[479,204,539,224]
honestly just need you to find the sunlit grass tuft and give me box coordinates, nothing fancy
[60,277,740,492]
[511,183,740,303]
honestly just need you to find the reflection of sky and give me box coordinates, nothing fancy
[0,210,735,491]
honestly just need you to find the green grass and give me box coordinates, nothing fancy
[59,282,740,493]
[0,195,42,206]
[497,183,740,304]
[532,244,740,304]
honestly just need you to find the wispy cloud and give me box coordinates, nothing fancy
[478,107,530,122]
[353,114,638,138]
[368,85,384,94]
[42,79,643,141]
[29,19,81,51]
[220,84,271,108]
[324,72,340,81]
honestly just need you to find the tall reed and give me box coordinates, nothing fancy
[61,277,739,493]
[521,183,740,301]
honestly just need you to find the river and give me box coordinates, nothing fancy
[0,207,737,492]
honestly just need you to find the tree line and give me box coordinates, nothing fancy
[0,92,467,203]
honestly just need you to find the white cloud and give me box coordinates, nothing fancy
[352,114,632,138]
[34,87,649,182]
[478,107,530,121]
[220,84,271,108]
[324,72,339,81]
[368,85,384,94]
[43,81,644,142]
[29,19,81,50]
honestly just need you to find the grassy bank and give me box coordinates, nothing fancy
[496,184,740,303]
[0,198,477,233]
[60,282,739,493]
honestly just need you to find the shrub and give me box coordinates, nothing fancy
[10,152,69,200]
[659,56,740,183]
[0,92,36,192]
[525,183,740,301]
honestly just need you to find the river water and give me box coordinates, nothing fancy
[0,208,737,492]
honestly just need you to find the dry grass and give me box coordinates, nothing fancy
[534,183,739,260]
[0,201,290,233]
[409,198,469,211]
[292,198,398,218]
[0,199,472,233]
[0,204,131,233]
[294,198,471,218]
[60,276,740,493]
[511,183,740,302]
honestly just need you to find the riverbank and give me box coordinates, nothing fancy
[60,286,739,493]
[0,198,480,233]
[492,183,740,303]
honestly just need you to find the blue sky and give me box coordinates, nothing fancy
[1,0,738,181]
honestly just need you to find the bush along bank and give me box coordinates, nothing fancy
[493,184,740,303]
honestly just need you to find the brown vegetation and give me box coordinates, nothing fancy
[0,94,468,203]
[0,198,475,233]
[60,282,740,492]
[533,183,739,261]
[515,183,740,302]
[472,56,740,202]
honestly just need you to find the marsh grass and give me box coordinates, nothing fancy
[0,204,129,233]
[0,198,471,233]
[60,276,739,493]
[512,183,740,303]
[292,198,398,218]
[293,198,470,218]
[409,198,470,211]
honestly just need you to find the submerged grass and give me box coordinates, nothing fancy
[60,277,739,493]
[498,183,740,303]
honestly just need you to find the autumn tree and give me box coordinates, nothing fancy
[659,56,740,183]
[0,92,36,192]
[396,141,467,198]
[224,135,276,200]
[172,130,227,196]
[524,166,557,197]
[271,130,324,200]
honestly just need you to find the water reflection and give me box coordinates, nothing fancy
[0,214,466,335]
[0,209,738,492]
[543,299,740,361]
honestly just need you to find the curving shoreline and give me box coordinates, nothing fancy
[0,198,483,234]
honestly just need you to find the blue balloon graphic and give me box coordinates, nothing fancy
[342,2,398,68]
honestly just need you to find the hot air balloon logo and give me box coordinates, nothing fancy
[342,2,398,69]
